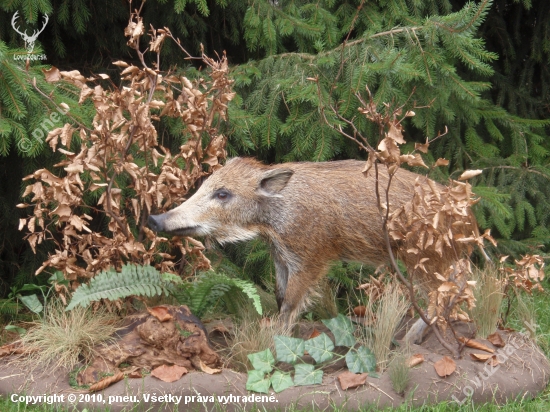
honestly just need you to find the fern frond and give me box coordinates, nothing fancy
[66,265,170,311]
[172,271,262,317]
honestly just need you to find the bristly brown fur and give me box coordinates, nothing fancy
[150,158,477,323]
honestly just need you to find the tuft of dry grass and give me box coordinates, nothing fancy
[18,300,120,371]
[309,277,339,320]
[357,281,409,370]
[388,348,411,395]
[469,267,505,338]
[515,290,537,339]
[228,312,292,372]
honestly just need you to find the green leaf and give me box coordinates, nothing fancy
[346,346,377,374]
[161,272,184,285]
[274,335,305,364]
[247,349,275,374]
[49,271,69,287]
[17,284,46,293]
[18,294,43,314]
[304,333,334,363]
[293,364,323,386]
[270,371,294,393]
[322,314,356,347]
[246,370,270,393]
[4,324,26,336]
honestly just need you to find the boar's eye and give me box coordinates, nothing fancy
[213,189,231,201]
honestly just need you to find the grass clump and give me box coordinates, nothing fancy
[229,312,292,372]
[389,349,411,396]
[19,300,119,371]
[515,290,537,339]
[469,267,504,338]
[357,281,409,369]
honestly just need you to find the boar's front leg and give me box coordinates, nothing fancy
[273,253,328,324]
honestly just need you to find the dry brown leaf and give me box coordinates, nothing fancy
[387,123,406,144]
[151,364,188,383]
[337,371,368,390]
[42,66,61,82]
[458,337,495,353]
[434,356,456,377]
[112,60,129,67]
[353,305,367,317]
[404,153,428,168]
[0,342,24,357]
[89,372,124,392]
[362,152,375,177]
[147,306,173,322]
[469,353,499,366]
[309,328,321,339]
[434,158,449,167]
[407,354,425,368]
[469,353,492,361]
[487,332,505,348]
[415,142,429,153]
[198,359,222,375]
[127,370,142,378]
[458,170,483,181]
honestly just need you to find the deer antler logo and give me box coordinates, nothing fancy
[11,11,49,54]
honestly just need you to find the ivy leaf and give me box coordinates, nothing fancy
[247,349,275,374]
[18,294,43,314]
[304,332,334,363]
[274,335,305,364]
[246,370,270,393]
[294,364,323,386]
[270,371,294,393]
[346,346,377,374]
[322,314,356,347]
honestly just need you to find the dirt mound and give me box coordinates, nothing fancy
[0,317,548,411]
[76,305,221,386]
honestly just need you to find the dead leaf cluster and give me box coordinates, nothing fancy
[360,97,498,337]
[352,87,497,356]
[356,273,389,303]
[78,305,221,390]
[426,259,477,334]
[500,254,545,294]
[18,11,234,296]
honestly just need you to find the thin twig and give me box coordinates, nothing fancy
[30,82,91,132]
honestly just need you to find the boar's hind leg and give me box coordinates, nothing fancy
[273,256,289,312]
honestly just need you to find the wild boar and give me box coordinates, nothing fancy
[148,157,469,329]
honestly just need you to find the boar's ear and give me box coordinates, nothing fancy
[257,168,294,197]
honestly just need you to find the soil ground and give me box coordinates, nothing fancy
[0,318,548,411]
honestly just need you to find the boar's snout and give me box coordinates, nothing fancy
[148,214,166,232]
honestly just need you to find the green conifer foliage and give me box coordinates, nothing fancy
[1,0,549,289]
[229,0,550,254]
[0,41,91,290]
